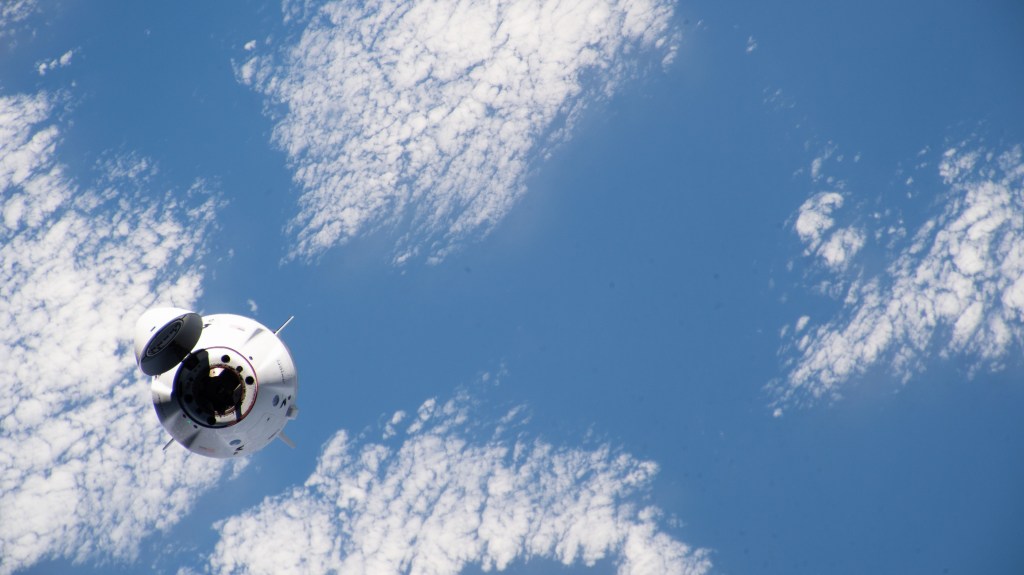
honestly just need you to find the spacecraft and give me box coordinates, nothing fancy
[133,307,298,458]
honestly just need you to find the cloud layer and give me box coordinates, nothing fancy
[0,92,233,573]
[0,0,36,40]
[241,0,678,263]
[208,393,710,575]
[777,144,1024,404]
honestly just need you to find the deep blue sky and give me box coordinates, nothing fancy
[3,1,1023,574]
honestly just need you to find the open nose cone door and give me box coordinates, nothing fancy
[134,308,204,376]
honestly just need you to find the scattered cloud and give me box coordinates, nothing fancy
[815,226,865,271]
[246,298,259,313]
[761,86,795,111]
[745,35,757,53]
[36,49,76,76]
[794,192,865,271]
[0,0,37,40]
[794,191,843,249]
[808,144,840,183]
[0,92,233,574]
[794,315,810,333]
[208,393,711,575]
[776,143,1024,405]
[240,0,680,264]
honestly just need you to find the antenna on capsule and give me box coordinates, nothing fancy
[274,315,294,335]
[277,431,296,449]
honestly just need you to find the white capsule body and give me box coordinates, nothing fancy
[137,310,298,458]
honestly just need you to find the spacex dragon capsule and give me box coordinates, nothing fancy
[133,307,299,458]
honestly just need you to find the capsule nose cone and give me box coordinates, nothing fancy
[134,307,204,376]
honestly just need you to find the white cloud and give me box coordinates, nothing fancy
[776,144,1024,405]
[36,49,76,76]
[0,92,233,574]
[241,0,679,263]
[794,191,843,249]
[0,0,37,39]
[793,191,864,271]
[208,393,711,575]
[816,225,865,270]
[745,35,757,53]
[807,143,840,183]
[810,156,824,180]
[794,315,810,333]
